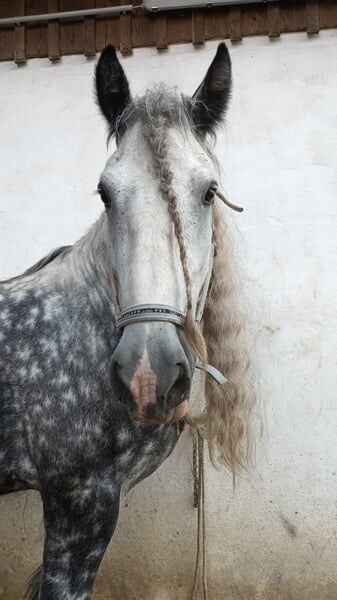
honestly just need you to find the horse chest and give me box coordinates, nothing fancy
[114,423,182,495]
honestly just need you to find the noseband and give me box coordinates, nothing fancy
[116,239,213,332]
[116,304,185,329]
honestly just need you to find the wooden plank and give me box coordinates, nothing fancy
[242,4,267,37]
[268,2,280,38]
[229,7,241,42]
[14,25,25,64]
[204,7,229,41]
[167,9,192,44]
[26,0,48,59]
[0,0,335,63]
[84,16,95,56]
[0,0,15,61]
[59,0,84,56]
[48,0,60,61]
[132,13,153,48]
[14,0,25,64]
[154,13,167,50]
[280,1,306,33]
[120,0,132,55]
[192,9,204,46]
[96,0,120,52]
[306,0,319,34]
[120,13,132,54]
[131,0,152,48]
[82,0,95,57]
[319,0,337,30]
[132,0,142,11]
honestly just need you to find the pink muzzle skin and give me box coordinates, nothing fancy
[129,350,188,425]
[129,350,157,410]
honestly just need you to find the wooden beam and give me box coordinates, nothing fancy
[96,0,120,52]
[132,1,153,48]
[14,25,25,64]
[59,0,83,56]
[229,7,242,42]
[120,0,132,55]
[120,13,132,55]
[268,2,280,38]
[306,0,319,34]
[48,0,60,61]
[154,14,168,50]
[192,9,204,46]
[26,0,48,60]
[83,0,96,57]
[84,17,96,57]
[14,0,25,64]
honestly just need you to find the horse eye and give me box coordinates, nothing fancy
[97,183,111,209]
[203,182,218,206]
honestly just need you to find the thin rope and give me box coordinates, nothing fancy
[191,430,208,600]
[193,432,199,509]
[215,190,243,213]
[143,118,217,597]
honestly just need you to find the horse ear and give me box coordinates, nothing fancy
[190,43,232,135]
[95,45,131,134]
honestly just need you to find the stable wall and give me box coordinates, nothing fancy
[0,31,337,599]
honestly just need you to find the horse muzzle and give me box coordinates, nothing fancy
[129,399,189,426]
[110,321,193,425]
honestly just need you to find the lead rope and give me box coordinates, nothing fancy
[191,430,207,600]
[190,192,243,600]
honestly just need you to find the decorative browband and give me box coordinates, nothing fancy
[116,304,186,330]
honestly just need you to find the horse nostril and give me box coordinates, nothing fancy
[176,361,190,381]
[167,362,191,404]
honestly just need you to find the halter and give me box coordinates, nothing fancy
[115,256,212,331]
[116,304,185,329]
[116,234,214,330]
[115,192,243,385]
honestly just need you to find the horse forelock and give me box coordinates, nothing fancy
[115,85,217,156]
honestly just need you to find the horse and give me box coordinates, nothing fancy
[0,42,254,599]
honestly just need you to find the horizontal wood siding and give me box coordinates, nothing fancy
[0,0,337,62]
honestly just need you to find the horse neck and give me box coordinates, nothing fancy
[64,213,116,316]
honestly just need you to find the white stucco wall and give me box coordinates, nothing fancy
[1,30,337,600]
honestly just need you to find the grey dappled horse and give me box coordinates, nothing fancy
[0,43,253,599]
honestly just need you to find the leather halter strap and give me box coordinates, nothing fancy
[116,304,185,330]
[116,242,214,331]
[114,246,227,385]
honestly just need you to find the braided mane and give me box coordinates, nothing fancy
[117,87,255,472]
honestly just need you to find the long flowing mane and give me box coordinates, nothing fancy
[201,202,255,471]
[117,87,256,472]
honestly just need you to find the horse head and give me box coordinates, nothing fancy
[95,44,232,427]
